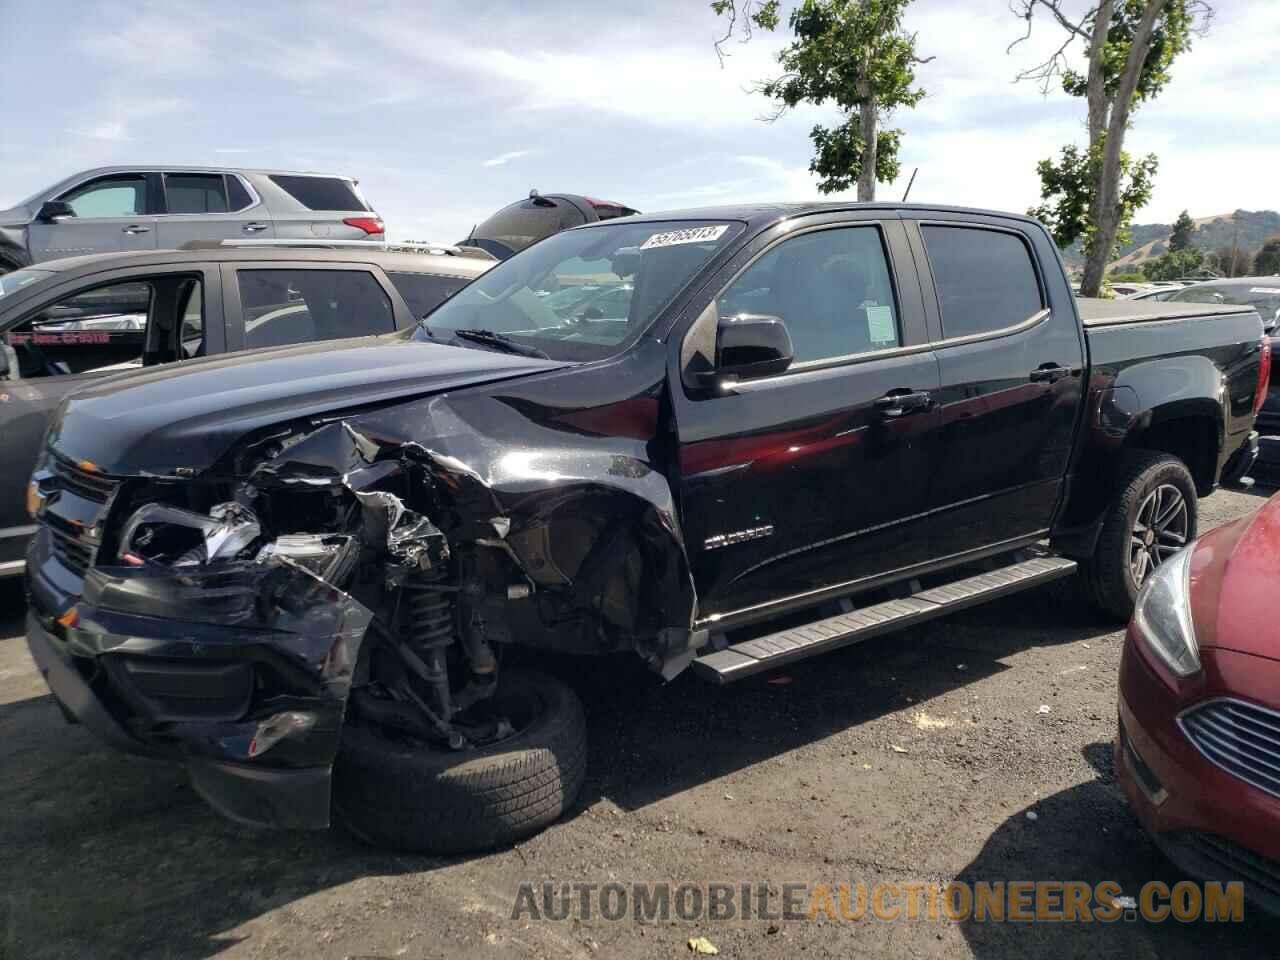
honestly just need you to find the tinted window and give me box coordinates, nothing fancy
[922,226,1043,338]
[237,269,393,348]
[388,271,469,319]
[59,176,146,218]
[466,197,588,258]
[717,226,901,363]
[226,175,253,211]
[164,174,228,214]
[268,175,367,211]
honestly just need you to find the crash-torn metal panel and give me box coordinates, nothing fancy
[310,359,698,638]
[76,545,373,764]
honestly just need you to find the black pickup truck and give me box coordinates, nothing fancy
[23,203,1267,853]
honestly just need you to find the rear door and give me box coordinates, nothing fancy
[26,173,160,262]
[154,172,274,248]
[672,214,943,623]
[904,215,1085,556]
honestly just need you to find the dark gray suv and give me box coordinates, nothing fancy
[0,166,385,271]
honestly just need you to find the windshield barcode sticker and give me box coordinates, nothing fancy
[640,225,729,250]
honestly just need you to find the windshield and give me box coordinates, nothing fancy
[417,220,743,361]
[0,268,53,299]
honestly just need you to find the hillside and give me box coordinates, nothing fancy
[1060,209,1280,271]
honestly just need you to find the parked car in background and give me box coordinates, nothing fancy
[22,202,1266,853]
[1164,277,1280,331]
[458,190,638,260]
[1117,491,1280,914]
[1125,287,1183,302]
[0,167,385,272]
[0,245,490,576]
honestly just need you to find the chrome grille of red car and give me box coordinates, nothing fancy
[1180,699,1280,799]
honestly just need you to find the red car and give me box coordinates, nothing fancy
[1118,491,1280,913]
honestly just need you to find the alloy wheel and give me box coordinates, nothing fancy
[1129,483,1188,585]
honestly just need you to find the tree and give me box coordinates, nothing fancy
[1168,208,1195,251]
[1141,246,1203,280]
[713,0,932,200]
[1010,0,1212,298]
[1255,236,1280,276]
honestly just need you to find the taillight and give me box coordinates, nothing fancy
[343,216,384,236]
[1254,335,1272,417]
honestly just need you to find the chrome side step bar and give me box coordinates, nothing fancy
[692,555,1077,684]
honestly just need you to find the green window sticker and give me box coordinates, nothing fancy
[865,304,896,346]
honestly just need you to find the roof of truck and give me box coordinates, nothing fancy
[580,202,1046,230]
[1077,296,1258,326]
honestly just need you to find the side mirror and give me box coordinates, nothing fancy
[707,313,794,384]
[37,200,75,222]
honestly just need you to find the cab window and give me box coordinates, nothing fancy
[2,274,204,378]
[237,268,394,348]
[717,226,901,363]
[58,176,148,218]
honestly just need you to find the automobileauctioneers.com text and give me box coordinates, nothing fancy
[511,880,1245,924]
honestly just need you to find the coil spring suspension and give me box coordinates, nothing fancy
[403,566,456,720]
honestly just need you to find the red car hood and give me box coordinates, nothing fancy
[1193,494,1280,661]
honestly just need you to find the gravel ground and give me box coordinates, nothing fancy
[3,485,1278,959]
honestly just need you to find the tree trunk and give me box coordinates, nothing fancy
[1080,0,1168,297]
[1079,0,1115,298]
[857,79,876,202]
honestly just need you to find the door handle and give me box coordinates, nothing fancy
[242,222,269,233]
[121,225,151,235]
[874,389,932,417]
[1029,363,1071,384]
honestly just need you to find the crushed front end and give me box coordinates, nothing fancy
[23,426,451,829]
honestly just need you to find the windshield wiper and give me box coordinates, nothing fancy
[450,328,550,360]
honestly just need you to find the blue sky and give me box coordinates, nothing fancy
[1,0,1275,240]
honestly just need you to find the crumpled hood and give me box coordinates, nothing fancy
[49,335,565,476]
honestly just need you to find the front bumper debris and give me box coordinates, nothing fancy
[25,525,374,829]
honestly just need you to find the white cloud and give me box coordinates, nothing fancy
[67,96,187,144]
[483,149,537,168]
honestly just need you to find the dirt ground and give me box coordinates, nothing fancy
[3,485,1279,960]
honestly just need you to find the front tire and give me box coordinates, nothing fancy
[1085,450,1197,621]
[333,668,587,854]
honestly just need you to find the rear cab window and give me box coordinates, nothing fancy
[388,272,470,320]
[236,268,394,349]
[269,176,368,212]
[922,225,1044,338]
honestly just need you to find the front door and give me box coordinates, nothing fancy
[27,173,159,262]
[0,269,217,566]
[673,219,943,625]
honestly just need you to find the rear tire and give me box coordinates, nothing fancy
[1085,450,1197,621]
[333,668,587,854]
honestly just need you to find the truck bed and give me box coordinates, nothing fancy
[1077,297,1257,327]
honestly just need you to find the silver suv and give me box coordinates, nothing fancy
[0,166,384,272]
